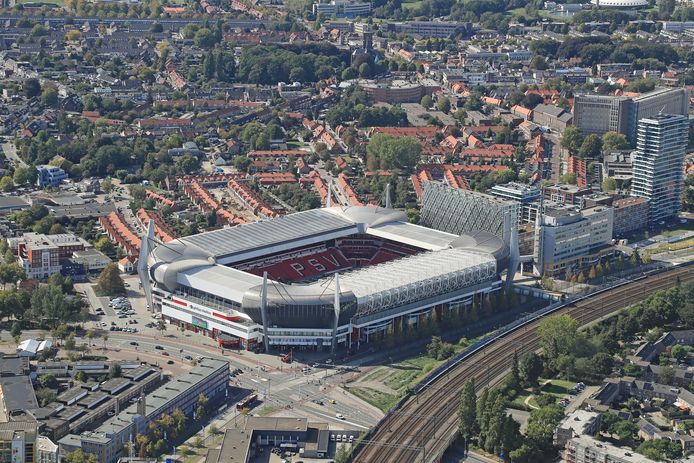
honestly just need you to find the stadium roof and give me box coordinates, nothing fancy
[178,264,263,302]
[180,208,358,264]
[169,206,460,266]
[329,248,497,314]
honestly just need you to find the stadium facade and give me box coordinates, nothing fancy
[139,205,511,352]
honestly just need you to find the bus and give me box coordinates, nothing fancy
[236,393,258,411]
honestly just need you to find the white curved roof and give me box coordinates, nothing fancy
[328,248,497,314]
[590,0,647,7]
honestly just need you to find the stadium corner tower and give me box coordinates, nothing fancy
[140,205,511,352]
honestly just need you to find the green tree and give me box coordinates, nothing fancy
[526,405,564,448]
[660,365,675,384]
[538,314,580,360]
[559,172,577,185]
[38,373,58,389]
[195,393,208,421]
[560,126,584,155]
[609,420,638,442]
[24,78,41,98]
[194,28,217,49]
[12,167,29,186]
[0,176,14,192]
[578,134,603,158]
[10,321,21,339]
[671,344,689,363]
[436,97,451,114]
[109,363,122,379]
[95,263,125,296]
[601,177,617,192]
[420,95,433,108]
[40,87,59,108]
[64,333,76,351]
[63,450,98,463]
[366,134,422,171]
[458,379,477,443]
[602,131,630,152]
[519,352,543,387]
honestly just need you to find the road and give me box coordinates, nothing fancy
[1,141,26,167]
[74,274,382,431]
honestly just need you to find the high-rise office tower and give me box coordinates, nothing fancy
[631,113,688,225]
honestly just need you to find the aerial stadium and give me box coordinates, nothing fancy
[139,204,516,352]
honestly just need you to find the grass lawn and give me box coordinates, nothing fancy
[347,343,471,412]
[349,387,400,413]
[540,378,574,398]
[401,0,422,8]
[645,236,694,258]
[286,140,305,149]
[508,390,532,410]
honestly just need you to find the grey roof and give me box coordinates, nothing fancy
[0,375,38,414]
[179,208,358,263]
[534,103,566,117]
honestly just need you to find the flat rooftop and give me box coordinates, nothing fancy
[0,375,38,418]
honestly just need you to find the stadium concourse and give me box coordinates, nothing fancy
[139,205,512,353]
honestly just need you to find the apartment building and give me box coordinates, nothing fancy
[35,165,67,188]
[12,232,91,279]
[631,113,688,225]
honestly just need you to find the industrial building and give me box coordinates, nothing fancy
[140,205,513,352]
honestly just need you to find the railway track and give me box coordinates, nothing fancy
[353,266,694,463]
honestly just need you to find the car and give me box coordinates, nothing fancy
[124,282,130,287]
[167,360,174,365]
[341,435,347,442]
[155,345,164,350]
[349,436,354,443]
[184,355,193,361]
[130,341,139,346]
[336,413,344,420]
[330,434,336,442]
[109,327,115,331]
[336,435,342,442]
[162,351,169,356]
[118,315,127,319]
